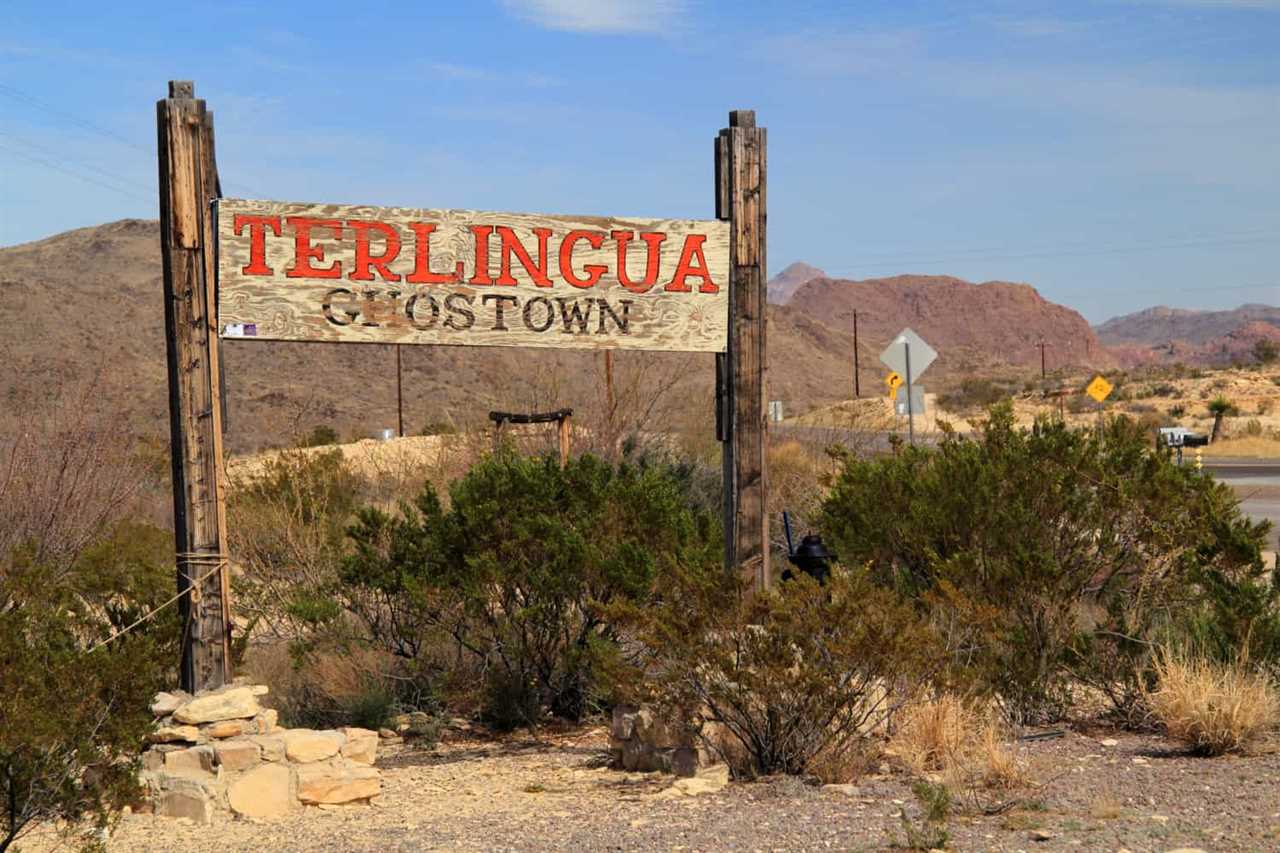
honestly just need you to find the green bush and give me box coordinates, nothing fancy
[298,424,340,448]
[230,450,361,641]
[633,566,938,778]
[937,379,1009,413]
[2,520,176,851]
[819,403,1275,723]
[336,452,722,728]
[420,421,457,436]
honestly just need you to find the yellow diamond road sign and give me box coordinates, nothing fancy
[1086,374,1113,403]
[885,371,903,396]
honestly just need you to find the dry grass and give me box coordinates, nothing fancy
[242,642,401,728]
[807,740,883,784]
[889,694,1030,792]
[1146,650,1279,755]
[1089,792,1124,820]
[1203,435,1280,458]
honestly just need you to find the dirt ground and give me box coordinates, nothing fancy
[86,725,1279,852]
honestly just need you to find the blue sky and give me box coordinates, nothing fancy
[1,0,1277,322]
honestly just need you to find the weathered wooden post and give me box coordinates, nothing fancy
[156,80,232,692]
[716,110,769,590]
[558,412,572,470]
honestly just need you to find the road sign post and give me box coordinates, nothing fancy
[881,328,937,446]
[905,343,914,444]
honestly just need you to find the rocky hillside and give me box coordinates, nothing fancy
[0,221,854,452]
[1,224,1128,452]
[1097,304,1280,345]
[784,274,1111,374]
[766,261,825,304]
[1097,304,1280,366]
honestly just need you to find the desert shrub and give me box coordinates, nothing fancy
[0,376,175,850]
[1136,382,1178,399]
[897,780,951,850]
[298,424,340,447]
[634,567,938,779]
[936,378,1008,413]
[335,451,722,728]
[819,403,1275,723]
[1,607,168,852]
[242,643,427,732]
[1244,418,1264,437]
[420,420,457,436]
[1146,650,1278,755]
[1169,404,1186,419]
[1254,338,1278,365]
[1065,393,1092,414]
[2,526,177,851]
[229,450,362,640]
[1,523,176,851]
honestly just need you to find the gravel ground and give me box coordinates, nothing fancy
[76,726,1280,852]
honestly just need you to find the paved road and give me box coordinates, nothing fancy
[1205,458,1280,547]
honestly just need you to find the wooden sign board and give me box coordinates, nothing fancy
[216,199,730,352]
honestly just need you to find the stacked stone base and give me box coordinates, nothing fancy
[609,705,725,777]
[141,683,382,823]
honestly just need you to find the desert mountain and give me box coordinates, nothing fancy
[2,224,1119,452]
[0,221,853,453]
[766,261,826,304]
[1096,304,1280,346]
[786,274,1111,374]
[1096,304,1280,366]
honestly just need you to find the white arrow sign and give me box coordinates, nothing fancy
[879,328,937,384]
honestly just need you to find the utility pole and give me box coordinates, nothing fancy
[1036,340,1048,380]
[157,80,231,692]
[852,310,861,398]
[395,344,404,437]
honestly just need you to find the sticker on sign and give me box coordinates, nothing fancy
[1085,375,1113,403]
[895,385,926,415]
[879,328,937,384]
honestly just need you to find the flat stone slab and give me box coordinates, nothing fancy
[296,761,380,804]
[173,686,261,724]
[228,763,294,819]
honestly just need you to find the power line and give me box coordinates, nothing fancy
[0,131,155,197]
[0,141,154,203]
[0,81,265,199]
[0,82,151,155]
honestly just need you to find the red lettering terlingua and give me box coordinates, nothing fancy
[233,214,281,276]
[285,217,344,279]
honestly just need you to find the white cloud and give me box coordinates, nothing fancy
[500,0,687,34]
[425,62,561,88]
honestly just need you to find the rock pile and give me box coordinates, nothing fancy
[141,683,382,823]
[610,705,718,777]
